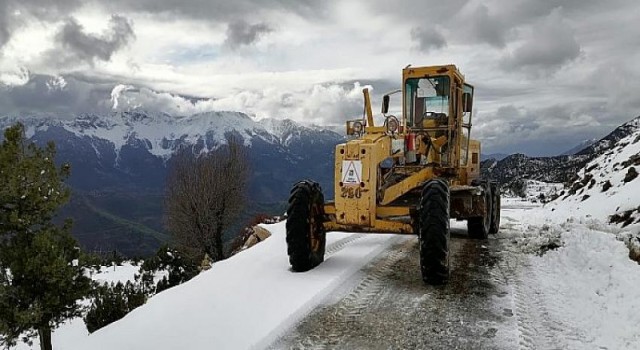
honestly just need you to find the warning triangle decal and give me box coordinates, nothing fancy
[341,160,362,185]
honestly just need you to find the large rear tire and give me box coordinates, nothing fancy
[489,182,501,234]
[468,182,492,239]
[418,179,450,285]
[286,181,326,272]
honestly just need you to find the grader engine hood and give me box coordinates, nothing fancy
[334,138,390,227]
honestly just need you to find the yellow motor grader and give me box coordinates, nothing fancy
[286,64,500,284]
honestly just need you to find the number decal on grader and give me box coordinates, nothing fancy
[340,186,364,199]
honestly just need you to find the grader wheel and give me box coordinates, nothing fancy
[286,181,326,272]
[418,179,450,285]
[489,182,501,234]
[468,182,492,239]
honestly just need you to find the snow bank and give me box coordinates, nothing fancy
[69,222,397,350]
[526,225,640,348]
[500,204,640,349]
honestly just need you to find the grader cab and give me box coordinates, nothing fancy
[286,65,500,284]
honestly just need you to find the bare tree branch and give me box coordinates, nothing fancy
[165,135,249,262]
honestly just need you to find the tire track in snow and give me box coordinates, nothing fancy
[339,238,414,322]
[324,233,366,257]
[274,232,516,350]
[492,232,586,350]
[284,237,413,350]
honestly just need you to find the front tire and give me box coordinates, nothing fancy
[468,182,492,239]
[286,181,326,272]
[418,179,450,285]
[489,182,501,234]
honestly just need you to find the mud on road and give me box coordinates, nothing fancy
[269,228,521,350]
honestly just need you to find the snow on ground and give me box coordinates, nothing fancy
[12,261,176,350]
[89,262,169,287]
[498,200,640,349]
[531,227,640,348]
[90,262,141,285]
[68,222,398,350]
[504,179,564,202]
[12,262,144,350]
[11,198,640,349]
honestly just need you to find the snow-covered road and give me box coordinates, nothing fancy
[16,198,640,350]
[270,200,640,349]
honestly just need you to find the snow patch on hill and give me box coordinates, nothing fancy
[503,179,564,202]
[545,123,640,226]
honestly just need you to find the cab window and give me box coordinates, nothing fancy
[404,76,450,127]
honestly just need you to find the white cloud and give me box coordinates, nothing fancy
[110,81,372,125]
[46,75,67,91]
[0,66,29,86]
[1,0,640,155]
[110,84,134,109]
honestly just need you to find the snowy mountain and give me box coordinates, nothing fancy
[0,111,345,256]
[0,110,342,161]
[560,138,598,156]
[481,152,509,161]
[482,116,640,185]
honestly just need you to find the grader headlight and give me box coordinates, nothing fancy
[347,120,364,136]
[384,115,400,135]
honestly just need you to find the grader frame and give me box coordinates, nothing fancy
[286,65,500,284]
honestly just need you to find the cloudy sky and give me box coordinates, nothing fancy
[1,0,639,155]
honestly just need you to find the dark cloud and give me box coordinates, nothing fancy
[411,26,446,53]
[104,0,325,22]
[0,74,115,117]
[223,20,272,49]
[0,10,9,50]
[0,3,15,51]
[50,15,135,66]
[474,103,606,156]
[368,0,469,24]
[0,0,322,54]
[501,10,580,75]
[467,4,510,48]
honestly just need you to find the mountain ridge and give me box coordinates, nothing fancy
[482,116,640,186]
[1,110,346,256]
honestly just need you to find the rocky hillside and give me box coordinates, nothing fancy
[482,116,640,187]
[545,121,640,226]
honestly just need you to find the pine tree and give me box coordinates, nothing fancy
[0,123,92,350]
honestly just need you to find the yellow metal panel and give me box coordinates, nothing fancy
[324,202,336,215]
[376,206,411,218]
[380,167,434,205]
[334,136,392,227]
[364,126,386,134]
[324,219,413,234]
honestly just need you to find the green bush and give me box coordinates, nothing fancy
[137,245,199,294]
[84,281,147,333]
